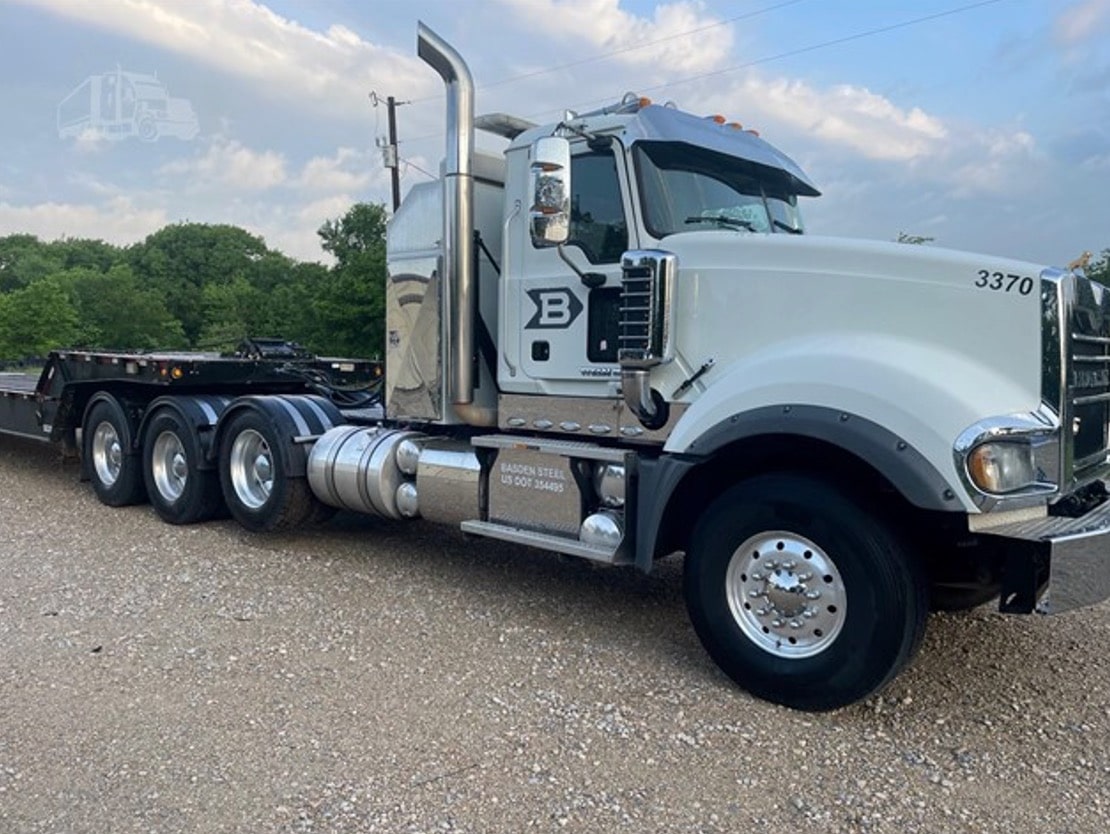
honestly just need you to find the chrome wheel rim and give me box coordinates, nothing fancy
[92,421,123,487]
[151,430,188,502]
[229,429,273,509]
[726,530,847,659]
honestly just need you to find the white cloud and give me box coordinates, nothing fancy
[296,148,374,192]
[1055,0,1110,44]
[947,129,1038,197]
[493,0,733,73]
[20,0,436,119]
[732,76,950,162]
[70,128,112,155]
[0,197,168,244]
[159,137,287,190]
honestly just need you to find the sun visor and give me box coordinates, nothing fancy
[622,105,820,197]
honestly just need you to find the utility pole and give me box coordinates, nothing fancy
[373,92,405,212]
[386,96,401,211]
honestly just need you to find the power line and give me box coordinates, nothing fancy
[409,0,809,104]
[400,0,1010,147]
[527,0,1011,120]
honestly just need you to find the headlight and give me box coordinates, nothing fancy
[966,441,1037,494]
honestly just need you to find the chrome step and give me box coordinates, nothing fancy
[460,520,628,564]
[471,433,627,462]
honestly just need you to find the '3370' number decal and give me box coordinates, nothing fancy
[975,270,1034,295]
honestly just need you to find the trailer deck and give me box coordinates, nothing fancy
[0,371,47,441]
[0,349,381,444]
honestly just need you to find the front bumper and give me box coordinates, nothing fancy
[981,499,1110,614]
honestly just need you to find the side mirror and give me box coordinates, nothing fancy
[529,136,570,248]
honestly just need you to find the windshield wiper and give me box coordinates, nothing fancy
[772,219,803,235]
[685,215,755,231]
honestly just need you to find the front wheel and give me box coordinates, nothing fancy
[684,473,927,711]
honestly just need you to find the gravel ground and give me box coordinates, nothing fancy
[1,435,1108,834]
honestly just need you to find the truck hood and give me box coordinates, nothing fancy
[657,231,1050,288]
[651,231,1052,510]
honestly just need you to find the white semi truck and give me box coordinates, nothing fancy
[5,23,1110,710]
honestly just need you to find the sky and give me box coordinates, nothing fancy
[0,0,1107,266]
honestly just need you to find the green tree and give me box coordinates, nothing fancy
[54,237,121,273]
[64,264,186,350]
[314,203,388,358]
[0,277,80,359]
[1087,250,1109,285]
[262,261,330,349]
[317,203,388,268]
[197,275,267,351]
[0,234,64,292]
[128,223,271,346]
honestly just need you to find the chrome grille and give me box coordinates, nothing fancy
[1067,276,1110,474]
[618,250,677,368]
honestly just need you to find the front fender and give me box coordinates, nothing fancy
[663,334,1042,513]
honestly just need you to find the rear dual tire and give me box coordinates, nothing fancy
[217,410,323,532]
[84,399,146,507]
[142,409,224,525]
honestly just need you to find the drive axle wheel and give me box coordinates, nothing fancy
[143,409,223,525]
[684,473,927,712]
[218,410,315,532]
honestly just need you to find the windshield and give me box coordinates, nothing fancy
[634,141,806,237]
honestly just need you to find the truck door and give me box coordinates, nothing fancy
[518,145,635,392]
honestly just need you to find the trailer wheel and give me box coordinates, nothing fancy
[84,399,146,507]
[684,473,927,712]
[219,410,314,532]
[143,409,224,525]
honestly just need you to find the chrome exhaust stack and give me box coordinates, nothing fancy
[417,22,477,413]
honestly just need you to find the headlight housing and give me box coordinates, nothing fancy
[966,441,1038,494]
[955,409,1060,507]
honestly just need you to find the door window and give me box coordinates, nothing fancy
[567,151,628,264]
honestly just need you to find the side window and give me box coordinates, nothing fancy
[568,151,628,264]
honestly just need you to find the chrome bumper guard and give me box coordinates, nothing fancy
[981,498,1110,614]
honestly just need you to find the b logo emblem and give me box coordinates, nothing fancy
[525,288,584,329]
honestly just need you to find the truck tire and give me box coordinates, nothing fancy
[218,410,315,532]
[684,473,927,711]
[142,409,224,525]
[83,399,146,507]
